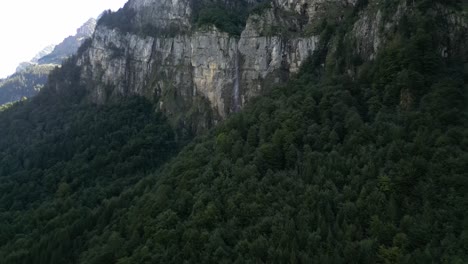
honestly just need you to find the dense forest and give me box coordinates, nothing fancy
[0,0,467,263]
[0,60,180,263]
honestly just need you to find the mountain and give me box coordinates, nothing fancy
[38,18,97,64]
[0,0,466,263]
[0,18,97,105]
[14,46,55,73]
[77,0,467,131]
[0,64,56,105]
[30,45,56,63]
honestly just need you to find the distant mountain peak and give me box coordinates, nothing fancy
[31,45,56,63]
[76,18,97,38]
[36,18,96,65]
[3,18,97,105]
[15,18,97,71]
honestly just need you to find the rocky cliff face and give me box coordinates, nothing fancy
[78,0,332,123]
[77,0,467,126]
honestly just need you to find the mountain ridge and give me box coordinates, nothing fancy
[0,18,97,105]
[37,18,97,65]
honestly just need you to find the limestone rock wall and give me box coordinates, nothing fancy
[78,0,325,120]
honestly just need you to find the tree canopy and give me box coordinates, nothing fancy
[0,1,466,263]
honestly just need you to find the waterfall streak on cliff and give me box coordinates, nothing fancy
[233,46,240,112]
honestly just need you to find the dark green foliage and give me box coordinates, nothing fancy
[97,8,135,34]
[355,0,369,10]
[98,6,188,37]
[98,1,268,37]
[0,1,467,263]
[193,0,267,36]
[76,38,92,57]
[48,35,463,261]
[249,1,272,16]
[0,62,179,263]
[196,6,247,36]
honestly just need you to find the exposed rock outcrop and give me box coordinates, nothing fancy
[79,0,328,121]
[77,0,467,126]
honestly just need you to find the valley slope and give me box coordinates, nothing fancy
[0,0,467,263]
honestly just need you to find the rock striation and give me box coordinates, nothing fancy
[78,0,335,121]
[77,0,467,125]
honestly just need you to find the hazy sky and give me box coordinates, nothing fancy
[0,0,128,78]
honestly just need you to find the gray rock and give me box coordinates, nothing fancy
[76,0,467,127]
[78,1,324,120]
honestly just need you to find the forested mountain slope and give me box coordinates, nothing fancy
[0,0,467,263]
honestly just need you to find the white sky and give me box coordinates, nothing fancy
[0,0,128,78]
